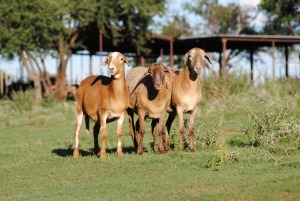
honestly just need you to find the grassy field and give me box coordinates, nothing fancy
[0,77,300,201]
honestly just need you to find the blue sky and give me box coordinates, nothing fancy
[0,0,299,84]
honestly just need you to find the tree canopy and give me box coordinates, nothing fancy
[259,0,300,35]
[0,0,167,101]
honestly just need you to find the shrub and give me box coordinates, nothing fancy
[202,71,252,100]
[10,90,35,112]
[242,98,300,153]
[195,117,223,148]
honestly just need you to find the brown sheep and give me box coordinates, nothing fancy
[165,47,211,152]
[126,63,173,154]
[73,52,129,158]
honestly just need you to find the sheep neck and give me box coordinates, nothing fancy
[109,76,128,98]
[184,65,201,83]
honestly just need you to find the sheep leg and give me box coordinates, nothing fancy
[93,121,100,155]
[158,114,166,154]
[73,107,83,158]
[151,119,159,153]
[116,112,125,156]
[137,112,146,155]
[85,114,90,135]
[127,108,138,149]
[165,111,176,151]
[176,108,185,151]
[189,108,198,152]
[99,115,108,158]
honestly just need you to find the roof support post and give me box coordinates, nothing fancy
[272,41,276,79]
[285,45,289,78]
[170,37,174,68]
[221,38,227,76]
[160,48,164,63]
[250,49,254,81]
[89,54,93,76]
[99,28,103,75]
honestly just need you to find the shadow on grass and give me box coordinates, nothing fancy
[52,146,136,157]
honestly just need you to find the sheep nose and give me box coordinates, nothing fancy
[154,80,162,90]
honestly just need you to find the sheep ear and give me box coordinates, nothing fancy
[204,53,212,64]
[184,52,189,66]
[164,66,174,77]
[123,57,129,66]
[99,58,108,68]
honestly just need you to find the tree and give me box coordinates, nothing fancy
[258,0,300,35]
[0,0,167,101]
[0,0,63,103]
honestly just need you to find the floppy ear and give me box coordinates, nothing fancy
[164,66,174,77]
[99,58,108,68]
[204,53,212,64]
[184,51,189,66]
[123,57,129,66]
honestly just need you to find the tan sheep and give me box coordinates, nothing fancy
[165,47,212,152]
[73,52,129,158]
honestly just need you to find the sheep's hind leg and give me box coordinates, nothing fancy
[73,111,83,158]
[116,112,125,156]
[93,121,100,155]
[99,115,108,158]
[165,111,176,151]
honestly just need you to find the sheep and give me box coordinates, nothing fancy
[126,63,173,155]
[73,52,130,158]
[165,47,211,152]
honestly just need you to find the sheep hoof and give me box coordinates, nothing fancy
[190,147,195,152]
[153,146,159,153]
[117,152,124,156]
[137,148,144,155]
[99,152,106,158]
[73,148,79,158]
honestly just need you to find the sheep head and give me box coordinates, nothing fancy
[148,63,171,90]
[184,48,212,74]
[100,52,129,79]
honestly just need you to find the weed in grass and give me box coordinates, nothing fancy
[205,140,239,171]
[195,116,223,149]
[242,98,300,155]
[10,89,35,112]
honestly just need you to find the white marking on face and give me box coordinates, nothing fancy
[111,52,119,60]
[118,141,122,148]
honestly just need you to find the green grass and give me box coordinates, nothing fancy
[1,78,300,201]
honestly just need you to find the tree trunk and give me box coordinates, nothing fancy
[20,51,43,104]
[54,33,77,101]
[55,58,68,101]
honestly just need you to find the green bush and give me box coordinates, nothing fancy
[202,71,252,100]
[242,98,300,153]
[10,90,35,112]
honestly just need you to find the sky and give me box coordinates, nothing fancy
[0,0,299,85]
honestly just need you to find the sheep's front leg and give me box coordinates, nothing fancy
[189,107,198,152]
[73,109,83,158]
[176,108,185,151]
[158,113,166,154]
[99,114,108,158]
[137,112,146,155]
[151,119,159,153]
[116,112,125,156]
